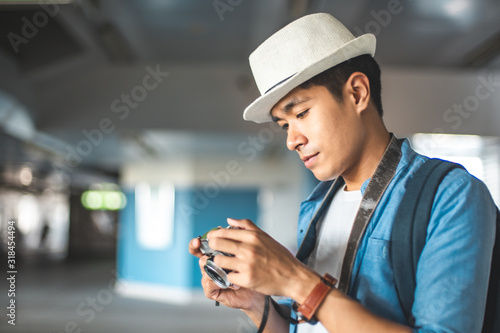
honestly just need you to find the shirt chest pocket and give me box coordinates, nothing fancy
[353,237,404,324]
[362,237,390,263]
[355,237,394,297]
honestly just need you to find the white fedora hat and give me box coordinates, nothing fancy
[243,13,376,123]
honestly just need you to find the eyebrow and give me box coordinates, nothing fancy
[270,96,311,122]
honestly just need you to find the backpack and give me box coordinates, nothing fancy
[391,158,500,332]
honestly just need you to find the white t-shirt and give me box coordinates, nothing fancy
[297,185,362,333]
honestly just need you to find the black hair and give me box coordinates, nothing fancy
[299,54,383,117]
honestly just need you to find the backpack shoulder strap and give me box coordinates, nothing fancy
[391,158,464,325]
[482,210,500,333]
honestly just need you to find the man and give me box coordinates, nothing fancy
[189,13,497,332]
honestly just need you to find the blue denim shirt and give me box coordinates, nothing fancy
[290,139,497,333]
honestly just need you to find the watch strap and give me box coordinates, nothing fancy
[297,273,337,321]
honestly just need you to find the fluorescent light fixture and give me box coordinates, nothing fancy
[135,182,175,250]
[19,166,33,186]
[81,190,127,211]
[415,0,476,24]
[443,0,471,17]
[0,0,73,4]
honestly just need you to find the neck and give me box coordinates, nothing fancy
[342,116,391,191]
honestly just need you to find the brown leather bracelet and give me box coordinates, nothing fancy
[296,273,337,322]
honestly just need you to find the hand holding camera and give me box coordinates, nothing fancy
[198,226,240,289]
[189,218,309,311]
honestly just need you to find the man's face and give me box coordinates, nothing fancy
[270,84,365,181]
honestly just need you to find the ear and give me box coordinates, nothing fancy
[344,72,370,114]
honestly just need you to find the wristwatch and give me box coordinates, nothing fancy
[292,273,337,324]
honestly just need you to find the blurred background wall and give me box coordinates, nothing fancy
[0,0,499,332]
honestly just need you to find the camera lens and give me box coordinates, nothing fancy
[204,258,232,289]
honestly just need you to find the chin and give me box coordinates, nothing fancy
[311,170,338,182]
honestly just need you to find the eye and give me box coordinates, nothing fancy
[296,109,309,119]
[280,123,289,131]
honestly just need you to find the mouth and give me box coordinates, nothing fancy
[301,153,319,168]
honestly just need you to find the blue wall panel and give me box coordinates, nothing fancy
[189,188,259,289]
[117,187,259,290]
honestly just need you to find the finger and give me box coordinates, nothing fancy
[196,256,225,301]
[200,258,223,295]
[225,270,248,290]
[229,284,240,290]
[227,218,259,230]
[213,254,239,272]
[201,274,221,299]
[198,255,209,272]
[209,227,263,244]
[189,237,203,258]
[207,236,241,256]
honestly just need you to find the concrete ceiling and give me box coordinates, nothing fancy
[0,0,499,174]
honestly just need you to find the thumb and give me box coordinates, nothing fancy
[188,237,203,258]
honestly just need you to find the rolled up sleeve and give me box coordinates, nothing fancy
[412,169,497,333]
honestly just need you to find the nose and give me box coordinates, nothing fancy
[286,125,307,151]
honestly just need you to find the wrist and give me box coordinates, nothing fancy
[293,273,337,322]
[241,292,266,315]
[286,265,322,304]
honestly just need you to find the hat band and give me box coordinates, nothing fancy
[264,72,297,94]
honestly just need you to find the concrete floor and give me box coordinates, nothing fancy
[0,257,258,333]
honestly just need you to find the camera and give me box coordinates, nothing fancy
[198,226,238,289]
